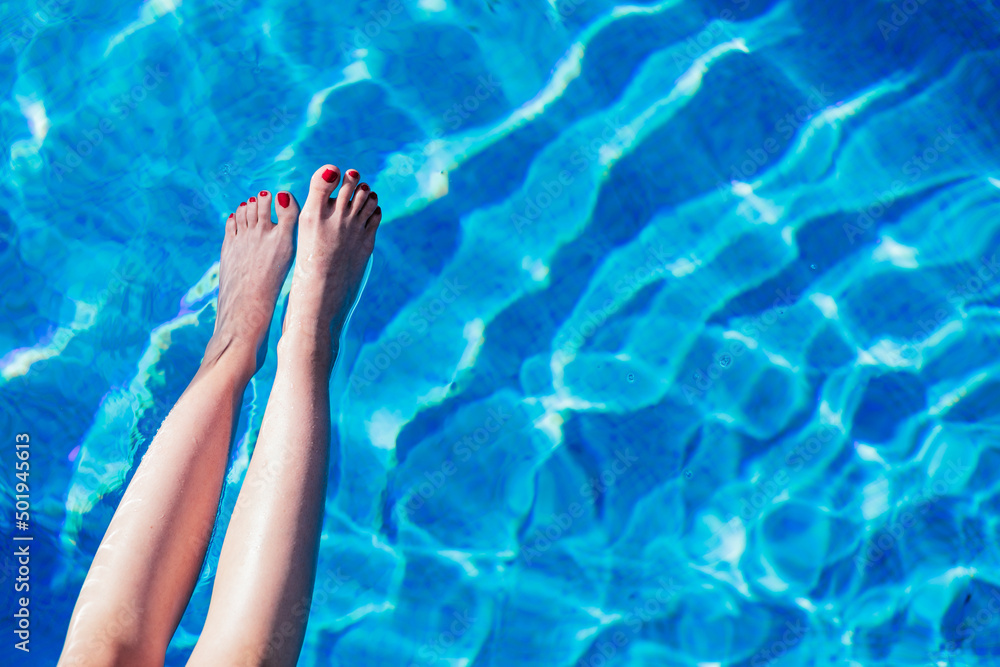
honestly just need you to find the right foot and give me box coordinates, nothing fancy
[283,165,382,344]
[205,189,299,370]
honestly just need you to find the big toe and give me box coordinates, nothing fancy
[304,164,341,212]
[275,190,299,233]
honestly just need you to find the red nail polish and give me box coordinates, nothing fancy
[259,190,268,197]
[249,196,256,203]
[278,192,290,208]
[229,213,234,218]
[322,169,336,183]
[348,169,359,179]
[239,202,246,207]
[360,183,369,190]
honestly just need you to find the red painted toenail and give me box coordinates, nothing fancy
[359,183,369,190]
[259,190,268,197]
[239,202,246,207]
[249,196,256,203]
[322,169,336,183]
[278,192,290,208]
[229,213,234,218]
[348,169,359,179]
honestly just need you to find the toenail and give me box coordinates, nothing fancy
[239,202,246,207]
[229,213,234,218]
[322,169,336,183]
[249,196,256,203]
[347,169,359,179]
[278,192,290,208]
[259,190,268,197]
[359,183,369,191]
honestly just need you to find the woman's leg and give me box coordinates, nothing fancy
[59,191,299,666]
[189,165,381,666]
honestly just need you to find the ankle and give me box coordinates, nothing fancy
[277,328,338,366]
[202,334,259,381]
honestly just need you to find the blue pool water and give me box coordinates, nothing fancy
[2,0,1000,664]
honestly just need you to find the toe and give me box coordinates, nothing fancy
[257,190,273,226]
[359,189,378,220]
[304,164,341,213]
[337,168,361,212]
[225,212,236,236]
[351,182,371,216]
[275,190,299,233]
[365,206,382,250]
[366,205,382,233]
[246,196,259,227]
[235,201,248,229]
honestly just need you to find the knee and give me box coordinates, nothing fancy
[61,602,164,667]
[190,631,293,667]
[61,638,162,667]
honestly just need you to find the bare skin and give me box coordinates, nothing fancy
[188,165,380,666]
[59,190,297,667]
[58,167,380,667]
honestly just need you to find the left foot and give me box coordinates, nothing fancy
[282,165,382,344]
[204,190,299,370]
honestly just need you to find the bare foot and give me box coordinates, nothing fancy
[205,189,299,370]
[282,165,382,347]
